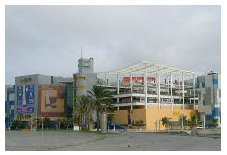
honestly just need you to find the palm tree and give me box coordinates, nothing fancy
[190,115,199,129]
[64,117,73,130]
[161,116,171,130]
[24,115,32,129]
[179,114,187,129]
[76,95,93,130]
[212,118,219,128]
[36,118,42,129]
[32,117,38,130]
[16,114,24,121]
[87,85,113,131]
[43,116,50,129]
[24,114,31,120]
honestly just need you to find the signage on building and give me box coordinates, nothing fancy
[77,77,85,81]
[38,85,66,117]
[123,76,155,83]
[16,84,35,114]
[19,77,32,84]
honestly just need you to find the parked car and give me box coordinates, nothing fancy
[196,125,204,129]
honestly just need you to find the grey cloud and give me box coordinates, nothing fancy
[5,5,221,84]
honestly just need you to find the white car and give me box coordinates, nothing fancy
[196,125,204,129]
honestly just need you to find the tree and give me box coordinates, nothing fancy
[161,117,171,130]
[43,117,50,129]
[60,117,73,130]
[24,115,32,129]
[212,118,219,128]
[65,117,73,130]
[87,85,113,132]
[76,95,93,130]
[35,118,42,129]
[190,115,200,129]
[32,117,38,130]
[24,114,31,120]
[179,114,187,129]
[16,114,24,121]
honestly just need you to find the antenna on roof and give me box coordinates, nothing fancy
[80,44,83,58]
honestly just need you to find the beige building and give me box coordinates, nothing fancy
[97,61,202,131]
[114,105,196,131]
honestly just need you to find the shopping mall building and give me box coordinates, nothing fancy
[6,57,221,131]
[13,74,72,121]
[74,57,221,131]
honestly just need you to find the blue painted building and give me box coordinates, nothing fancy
[5,85,15,129]
[15,74,72,119]
[197,72,221,127]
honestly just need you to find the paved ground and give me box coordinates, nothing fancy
[5,130,221,151]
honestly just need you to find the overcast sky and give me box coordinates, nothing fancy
[5,5,221,84]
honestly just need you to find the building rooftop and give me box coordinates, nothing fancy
[97,61,204,76]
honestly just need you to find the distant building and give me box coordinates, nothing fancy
[5,85,15,129]
[15,74,72,120]
[65,82,74,118]
[198,72,221,127]
[97,61,202,131]
[95,61,221,130]
[71,57,222,130]
[10,57,221,131]
[73,57,97,98]
[73,57,97,128]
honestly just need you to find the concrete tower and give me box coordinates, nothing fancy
[74,57,97,97]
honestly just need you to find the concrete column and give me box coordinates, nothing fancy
[178,77,180,98]
[170,72,173,110]
[144,69,148,109]
[156,120,160,131]
[100,112,107,134]
[130,72,133,103]
[203,114,206,129]
[156,72,158,95]
[193,74,196,110]
[105,74,108,85]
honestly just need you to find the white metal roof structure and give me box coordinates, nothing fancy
[97,61,204,76]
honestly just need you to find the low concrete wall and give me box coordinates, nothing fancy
[197,129,221,135]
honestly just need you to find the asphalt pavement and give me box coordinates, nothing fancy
[5,130,221,151]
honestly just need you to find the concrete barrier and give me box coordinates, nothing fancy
[197,128,221,135]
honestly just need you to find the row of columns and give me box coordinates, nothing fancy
[115,71,197,111]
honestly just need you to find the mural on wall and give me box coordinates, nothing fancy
[38,85,66,117]
[16,84,35,114]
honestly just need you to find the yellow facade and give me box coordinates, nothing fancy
[113,105,196,131]
[114,110,128,125]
